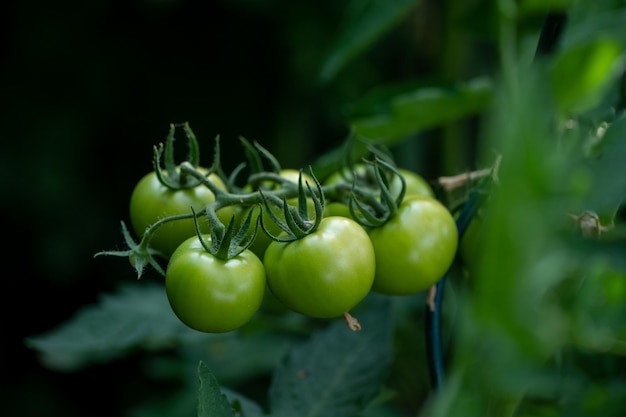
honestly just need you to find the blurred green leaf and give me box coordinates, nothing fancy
[518,0,571,14]
[348,77,493,143]
[25,282,202,371]
[181,328,298,386]
[550,37,625,114]
[268,300,393,417]
[197,361,236,417]
[584,114,626,214]
[570,261,626,355]
[319,0,420,83]
[562,7,626,48]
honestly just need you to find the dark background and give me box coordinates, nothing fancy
[0,0,488,415]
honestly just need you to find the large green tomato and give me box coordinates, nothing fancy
[129,168,231,256]
[263,216,375,318]
[165,235,266,333]
[368,195,458,295]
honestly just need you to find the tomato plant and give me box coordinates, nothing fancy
[367,194,458,295]
[165,234,266,333]
[263,216,375,318]
[22,3,626,417]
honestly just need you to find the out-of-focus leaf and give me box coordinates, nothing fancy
[197,361,236,417]
[348,77,493,143]
[518,0,571,14]
[181,327,298,386]
[569,261,626,355]
[319,0,420,83]
[268,300,393,417]
[561,8,626,48]
[24,282,203,371]
[222,387,267,417]
[584,115,626,215]
[549,37,625,114]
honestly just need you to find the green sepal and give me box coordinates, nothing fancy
[191,207,257,260]
[258,168,325,241]
[151,123,224,191]
[93,221,166,278]
[347,156,404,228]
[239,136,282,183]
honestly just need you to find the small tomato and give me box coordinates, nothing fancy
[165,235,266,333]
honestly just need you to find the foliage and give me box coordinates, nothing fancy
[25,0,626,416]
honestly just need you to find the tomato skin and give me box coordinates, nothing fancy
[165,235,266,333]
[390,168,435,198]
[368,195,458,295]
[263,216,375,318]
[323,201,353,219]
[129,169,231,256]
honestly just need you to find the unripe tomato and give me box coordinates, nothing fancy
[368,195,458,295]
[263,216,375,318]
[389,168,435,198]
[324,164,434,201]
[165,235,266,333]
[129,168,231,256]
[323,201,353,219]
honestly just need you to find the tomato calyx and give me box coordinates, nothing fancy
[191,205,259,260]
[259,167,325,241]
[152,123,228,193]
[239,136,282,184]
[94,221,166,278]
[348,157,406,228]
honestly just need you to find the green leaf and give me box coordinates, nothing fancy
[561,7,626,48]
[222,388,267,417]
[518,0,571,14]
[550,37,626,114]
[268,300,393,417]
[348,77,493,143]
[584,115,626,215]
[319,0,419,83]
[25,282,202,371]
[197,361,236,417]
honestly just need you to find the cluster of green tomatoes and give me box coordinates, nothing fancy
[99,124,459,333]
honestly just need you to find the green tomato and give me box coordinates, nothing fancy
[324,164,434,200]
[165,235,266,333]
[389,168,435,198]
[323,201,353,219]
[368,195,458,295]
[129,168,231,256]
[263,216,375,318]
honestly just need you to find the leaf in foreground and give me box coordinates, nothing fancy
[268,301,393,417]
[25,282,201,371]
[197,361,235,417]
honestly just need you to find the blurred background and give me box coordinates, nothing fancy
[0,0,506,415]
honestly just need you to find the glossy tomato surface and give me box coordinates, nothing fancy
[368,195,457,295]
[165,235,266,333]
[263,216,375,318]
